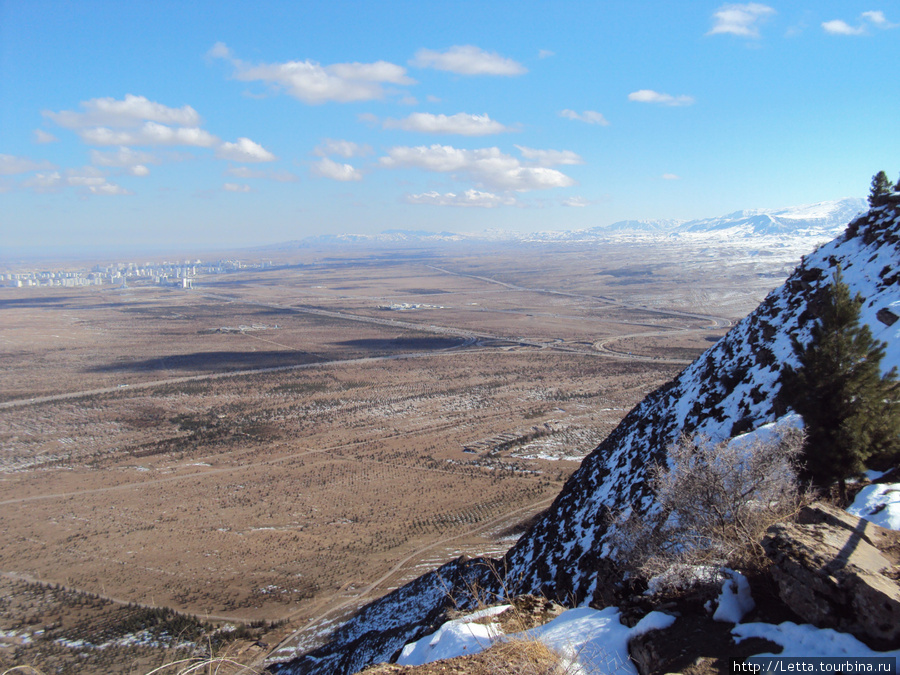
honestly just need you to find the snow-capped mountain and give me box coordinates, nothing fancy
[268,198,898,675]
[277,198,865,248]
[677,198,867,237]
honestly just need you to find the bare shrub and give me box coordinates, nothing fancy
[612,423,807,581]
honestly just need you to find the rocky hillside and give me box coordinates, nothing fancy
[268,199,900,675]
[503,199,900,603]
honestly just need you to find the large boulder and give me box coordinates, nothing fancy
[763,502,900,647]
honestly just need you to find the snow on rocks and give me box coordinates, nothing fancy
[396,605,509,666]
[733,622,900,662]
[396,605,676,675]
[711,571,755,624]
[847,483,900,530]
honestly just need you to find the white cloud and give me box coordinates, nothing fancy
[33,129,58,144]
[207,41,232,59]
[226,166,299,182]
[23,166,130,195]
[562,196,591,207]
[379,145,575,192]
[662,173,681,180]
[559,109,610,126]
[22,171,63,192]
[822,19,865,35]
[861,11,888,25]
[384,112,513,136]
[0,154,55,175]
[707,3,776,37]
[538,49,555,59]
[628,90,695,106]
[130,165,150,177]
[88,182,131,195]
[44,94,201,129]
[823,11,897,35]
[212,43,414,104]
[90,146,157,170]
[313,139,373,158]
[216,137,276,162]
[410,45,527,76]
[515,146,584,166]
[80,122,219,147]
[405,190,517,208]
[223,182,252,192]
[312,157,363,181]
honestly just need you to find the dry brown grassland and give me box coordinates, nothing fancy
[0,242,781,673]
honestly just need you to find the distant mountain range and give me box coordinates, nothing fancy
[277,198,866,248]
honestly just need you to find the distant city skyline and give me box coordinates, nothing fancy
[2,1,898,252]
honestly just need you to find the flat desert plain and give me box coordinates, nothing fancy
[0,240,786,673]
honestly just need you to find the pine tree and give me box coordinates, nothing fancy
[780,267,900,500]
[868,170,894,207]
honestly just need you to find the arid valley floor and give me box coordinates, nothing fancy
[0,239,796,673]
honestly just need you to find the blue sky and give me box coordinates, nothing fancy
[1,1,898,252]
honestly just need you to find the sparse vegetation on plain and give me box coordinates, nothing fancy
[0,242,784,673]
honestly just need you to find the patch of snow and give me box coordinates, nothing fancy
[847,483,900,530]
[712,571,754,623]
[397,605,675,675]
[397,605,510,666]
[733,622,900,662]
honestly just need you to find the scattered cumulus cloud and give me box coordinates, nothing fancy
[862,10,891,25]
[379,145,575,192]
[405,190,517,208]
[79,122,219,147]
[628,90,695,106]
[662,173,681,180]
[707,3,776,38]
[225,166,298,182]
[22,166,131,195]
[823,11,897,35]
[559,109,609,126]
[313,139,373,158]
[514,146,584,166]
[44,94,201,129]
[211,42,414,104]
[383,112,514,136]
[410,45,527,76]
[822,19,865,35]
[89,146,157,173]
[0,154,55,175]
[223,182,252,192]
[312,157,363,181]
[562,196,591,207]
[216,137,276,162]
[207,41,232,59]
[33,129,58,144]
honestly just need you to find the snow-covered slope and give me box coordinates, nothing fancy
[501,200,900,602]
[268,200,898,675]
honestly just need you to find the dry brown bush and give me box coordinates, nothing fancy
[611,423,808,584]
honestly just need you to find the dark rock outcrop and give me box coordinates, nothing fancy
[763,504,900,648]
